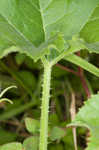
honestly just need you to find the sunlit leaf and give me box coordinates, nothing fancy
[68,94,99,150]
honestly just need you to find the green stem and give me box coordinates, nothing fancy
[39,62,52,150]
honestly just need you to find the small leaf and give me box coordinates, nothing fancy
[23,136,39,150]
[68,93,99,150]
[0,142,22,150]
[49,127,65,141]
[25,117,40,134]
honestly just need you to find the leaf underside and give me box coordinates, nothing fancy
[0,0,99,60]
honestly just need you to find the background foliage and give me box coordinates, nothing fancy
[0,51,98,149]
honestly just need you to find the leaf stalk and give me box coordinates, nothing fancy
[39,62,52,150]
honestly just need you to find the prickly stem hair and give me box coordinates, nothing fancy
[39,62,52,150]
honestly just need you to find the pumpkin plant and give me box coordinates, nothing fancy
[0,0,99,150]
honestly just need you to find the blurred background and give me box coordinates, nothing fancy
[0,51,99,150]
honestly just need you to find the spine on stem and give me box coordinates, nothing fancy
[39,63,52,150]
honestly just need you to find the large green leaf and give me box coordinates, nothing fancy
[40,0,99,40]
[23,136,39,150]
[0,0,45,60]
[80,4,99,53]
[0,0,98,60]
[68,94,99,150]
